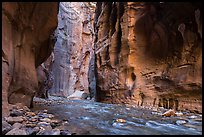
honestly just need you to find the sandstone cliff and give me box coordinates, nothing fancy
[2,2,58,116]
[94,2,202,113]
[48,2,96,98]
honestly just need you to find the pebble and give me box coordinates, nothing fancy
[48,114,54,118]
[37,122,52,130]
[25,123,37,128]
[12,122,23,129]
[5,128,27,135]
[151,111,162,115]
[26,112,36,116]
[51,119,60,123]
[2,102,72,135]
[40,118,51,123]
[10,109,24,117]
[37,113,50,118]
[28,118,38,122]
[23,106,31,112]
[43,109,48,113]
[25,127,40,135]
[2,120,12,135]
[152,108,158,111]
[5,116,24,124]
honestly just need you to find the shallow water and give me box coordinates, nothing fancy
[32,97,202,135]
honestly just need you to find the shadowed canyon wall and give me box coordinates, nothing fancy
[48,2,96,98]
[94,2,202,113]
[2,2,58,116]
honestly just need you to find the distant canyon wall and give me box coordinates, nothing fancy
[48,2,96,98]
[94,2,202,113]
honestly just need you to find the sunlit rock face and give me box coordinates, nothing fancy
[94,2,202,113]
[49,2,96,98]
[2,2,58,116]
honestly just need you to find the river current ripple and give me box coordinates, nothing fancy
[33,96,202,135]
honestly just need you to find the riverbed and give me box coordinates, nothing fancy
[32,96,202,135]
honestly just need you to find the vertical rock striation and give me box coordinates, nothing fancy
[49,2,96,98]
[94,2,202,113]
[2,2,58,116]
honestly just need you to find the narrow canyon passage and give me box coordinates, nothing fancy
[2,2,202,135]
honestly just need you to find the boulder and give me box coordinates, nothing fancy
[37,122,52,130]
[12,122,23,129]
[2,120,12,135]
[5,116,24,125]
[5,128,27,135]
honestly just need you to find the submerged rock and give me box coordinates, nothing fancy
[188,115,198,119]
[115,118,126,123]
[162,109,176,117]
[37,129,61,135]
[176,120,187,125]
[175,112,183,117]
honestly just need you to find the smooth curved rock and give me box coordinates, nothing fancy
[5,128,27,135]
[2,2,58,115]
[2,120,12,135]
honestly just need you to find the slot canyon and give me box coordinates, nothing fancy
[2,2,202,135]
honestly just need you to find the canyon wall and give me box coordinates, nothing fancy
[49,2,96,98]
[94,2,202,113]
[2,2,58,116]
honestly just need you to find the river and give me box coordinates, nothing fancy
[32,96,202,135]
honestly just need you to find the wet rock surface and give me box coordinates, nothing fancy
[32,96,202,135]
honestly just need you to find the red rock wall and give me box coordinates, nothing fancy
[2,2,58,116]
[94,2,202,113]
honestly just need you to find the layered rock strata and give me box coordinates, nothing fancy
[49,2,96,98]
[94,2,202,113]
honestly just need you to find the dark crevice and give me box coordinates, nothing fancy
[109,2,117,36]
